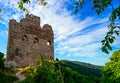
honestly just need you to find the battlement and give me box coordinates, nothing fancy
[25,14,40,26]
[42,24,53,31]
[26,14,40,21]
[9,14,40,28]
[10,19,16,23]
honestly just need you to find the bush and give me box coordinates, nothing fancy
[21,55,62,83]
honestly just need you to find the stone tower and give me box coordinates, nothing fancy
[7,14,54,67]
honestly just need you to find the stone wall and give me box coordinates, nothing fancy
[7,14,54,67]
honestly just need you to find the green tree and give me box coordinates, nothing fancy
[0,52,5,70]
[101,50,120,83]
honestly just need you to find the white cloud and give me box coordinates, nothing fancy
[0,30,8,37]
[0,0,25,23]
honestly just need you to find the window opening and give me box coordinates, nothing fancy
[20,25,22,27]
[22,35,28,41]
[47,41,51,46]
[33,37,39,43]
[15,48,20,56]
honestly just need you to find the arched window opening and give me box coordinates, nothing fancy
[47,41,51,46]
[15,48,20,56]
[22,35,28,41]
[33,37,39,43]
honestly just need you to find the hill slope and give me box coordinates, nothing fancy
[60,60,103,77]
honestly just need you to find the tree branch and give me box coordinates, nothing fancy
[110,2,114,11]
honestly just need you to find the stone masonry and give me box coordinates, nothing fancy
[6,14,54,67]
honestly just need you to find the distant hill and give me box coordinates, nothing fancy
[60,60,103,77]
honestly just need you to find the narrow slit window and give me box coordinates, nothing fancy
[26,51,28,56]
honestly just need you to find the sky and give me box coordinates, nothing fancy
[0,0,120,66]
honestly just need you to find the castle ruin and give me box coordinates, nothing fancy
[6,14,54,67]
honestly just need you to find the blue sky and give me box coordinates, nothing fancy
[0,0,120,65]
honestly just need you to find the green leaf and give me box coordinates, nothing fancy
[108,38,114,44]
[75,8,78,13]
[101,40,105,46]
[114,30,119,36]
[105,35,108,40]
[21,0,30,3]
[75,2,79,6]
[39,0,47,6]
[102,46,109,54]
[79,0,84,8]
[101,40,105,42]
[107,44,112,50]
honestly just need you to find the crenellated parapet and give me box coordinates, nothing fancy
[20,14,40,26]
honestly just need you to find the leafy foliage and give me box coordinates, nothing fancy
[18,0,47,14]
[0,52,18,83]
[61,62,100,83]
[75,0,120,54]
[0,68,18,83]
[101,50,120,83]
[20,55,101,83]
[18,0,30,14]
[21,55,63,83]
